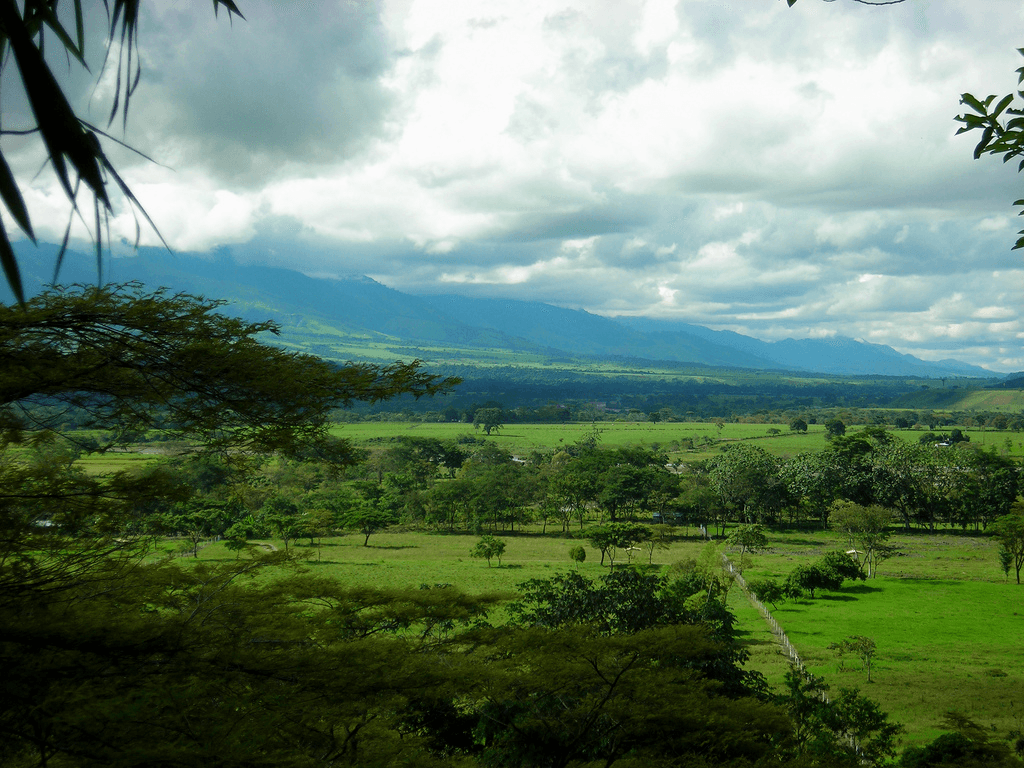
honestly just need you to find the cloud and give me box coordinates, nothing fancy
[6,0,1024,371]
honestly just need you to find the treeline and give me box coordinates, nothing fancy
[338,398,1024,434]
[346,363,987,418]
[121,425,1021,553]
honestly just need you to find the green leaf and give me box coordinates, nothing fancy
[0,218,25,305]
[960,93,988,115]
[974,126,994,159]
[0,152,35,241]
[993,94,1014,119]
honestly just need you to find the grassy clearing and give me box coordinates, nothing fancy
[190,527,711,593]
[329,420,833,462]
[740,530,1024,746]
[177,524,1024,747]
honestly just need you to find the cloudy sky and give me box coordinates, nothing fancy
[8,0,1024,370]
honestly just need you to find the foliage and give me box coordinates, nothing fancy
[830,501,893,577]
[956,49,1024,251]
[0,284,474,765]
[774,670,903,767]
[0,1,244,303]
[1,285,455,456]
[0,554,508,766]
[829,635,878,682]
[790,417,808,432]
[900,713,1024,767]
[470,534,507,567]
[473,407,504,435]
[568,544,586,568]
[709,443,790,524]
[990,510,1024,584]
[825,418,847,439]
[507,567,763,696]
[466,623,789,768]
[784,551,864,599]
[342,504,397,547]
[747,577,787,610]
[726,522,771,571]
[585,521,649,570]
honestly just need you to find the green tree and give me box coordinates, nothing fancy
[342,504,397,547]
[830,501,893,577]
[825,418,847,440]
[774,670,902,767]
[829,635,878,682]
[991,511,1024,584]
[747,577,787,610]
[900,713,1022,768]
[473,407,505,435]
[710,443,790,524]
[568,544,587,569]
[784,553,863,599]
[586,521,649,571]
[956,49,1024,252]
[725,523,771,572]
[0,287,466,766]
[470,534,507,567]
[789,418,808,433]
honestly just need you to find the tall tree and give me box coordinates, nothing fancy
[991,509,1024,584]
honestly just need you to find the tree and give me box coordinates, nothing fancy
[774,670,902,766]
[0,287,468,766]
[569,544,587,569]
[991,511,1024,584]
[747,577,787,610]
[725,523,771,573]
[784,552,863,599]
[825,418,847,440]
[790,418,808,433]
[829,635,878,682]
[709,443,790,524]
[470,534,507,567]
[342,504,397,547]
[830,501,893,577]
[586,522,649,571]
[0,1,244,303]
[473,407,504,436]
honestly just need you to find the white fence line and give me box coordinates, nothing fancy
[722,553,860,753]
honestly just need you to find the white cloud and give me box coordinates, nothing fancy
[9,0,1024,370]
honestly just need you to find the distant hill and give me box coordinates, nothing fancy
[2,243,999,380]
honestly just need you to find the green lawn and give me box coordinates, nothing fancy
[740,530,1023,746]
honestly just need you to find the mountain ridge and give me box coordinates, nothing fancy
[2,243,998,379]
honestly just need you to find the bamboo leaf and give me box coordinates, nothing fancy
[0,152,35,240]
[0,218,24,304]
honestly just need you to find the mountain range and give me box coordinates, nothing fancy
[3,243,997,379]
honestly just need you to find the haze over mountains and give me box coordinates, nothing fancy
[6,244,996,379]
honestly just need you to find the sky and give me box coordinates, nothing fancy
[6,0,1024,371]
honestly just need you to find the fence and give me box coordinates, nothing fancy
[722,552,861,755]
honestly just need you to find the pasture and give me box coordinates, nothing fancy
[183,525,1021,749]
[740,530,1022,746]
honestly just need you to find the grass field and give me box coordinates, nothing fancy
[73,419,1024,476]
[179,524,1023,750]
[330,420,834,462]
[328,420,1024,462]
[741,529,1024,746]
